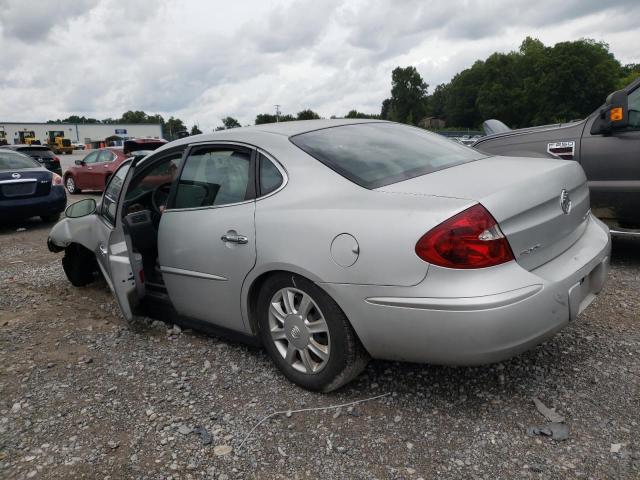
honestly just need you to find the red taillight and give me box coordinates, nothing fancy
[415,204,514,269]
[52,173,63,186]
[53,156,61,164]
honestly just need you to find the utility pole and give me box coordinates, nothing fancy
[274,105,281,122]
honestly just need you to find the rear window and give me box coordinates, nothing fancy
[0,150,40,170]
[290,123,485,189]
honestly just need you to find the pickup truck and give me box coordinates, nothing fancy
[473,78,640,235]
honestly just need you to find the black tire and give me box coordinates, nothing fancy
[41,213,60,223]
[257,273,369,392]
[62,244,97,287]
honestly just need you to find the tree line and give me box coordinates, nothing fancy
[49,37,640,135]
[379,37,639,129]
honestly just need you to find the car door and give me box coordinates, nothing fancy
[90,149,116,190]
[77,151,99,189]
[580,84,640,227]
[93,160,141,320]
[158,143,257,333]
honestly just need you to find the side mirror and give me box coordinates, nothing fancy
[591,89,629,134]
[74,159,85,166]
[65,198,96,218]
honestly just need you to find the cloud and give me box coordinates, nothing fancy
[0,0,638,131]
[0,0,97,43]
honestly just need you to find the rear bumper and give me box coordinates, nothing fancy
[321,214,611,365]
[0,186,66,220]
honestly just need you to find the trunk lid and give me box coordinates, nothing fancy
[0,168,52,200]
[377,156,590,270]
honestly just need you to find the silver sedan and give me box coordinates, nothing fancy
[48,120,611,391]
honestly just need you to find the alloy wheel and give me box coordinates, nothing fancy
[65,176,75,193]
[268,287,331,374]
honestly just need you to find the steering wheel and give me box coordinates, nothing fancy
[151,182,173,214]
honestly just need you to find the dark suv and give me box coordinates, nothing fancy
[0,144,62,176]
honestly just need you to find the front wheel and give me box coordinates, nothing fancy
[62,244,98,287]
[257,273,369,392]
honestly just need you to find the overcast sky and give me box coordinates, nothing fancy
[0,0,638,131]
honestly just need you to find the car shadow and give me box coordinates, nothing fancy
[0,216,56,235]
[611,235,640,267]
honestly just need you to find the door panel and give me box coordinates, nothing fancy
[158,203,256,332]
[581,117,640,226]
[157,144,257,333]
[77,151,98,188]
[89,150,113,190]
[97,161,139,321]
[106,227,138,321]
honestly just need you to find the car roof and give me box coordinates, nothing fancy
[149,119,389,157]
[0,144,51,150]
[248,119,388,136]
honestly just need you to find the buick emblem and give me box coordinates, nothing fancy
[560,189,572,214]
[11,172,21,179]
[290,325,301,339]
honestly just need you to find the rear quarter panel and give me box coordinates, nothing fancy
[249,143,475,288]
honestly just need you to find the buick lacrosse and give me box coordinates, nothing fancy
[48,120,611,391]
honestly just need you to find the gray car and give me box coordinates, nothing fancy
[47,120,611,391]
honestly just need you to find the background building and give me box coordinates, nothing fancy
[0,122,163,148]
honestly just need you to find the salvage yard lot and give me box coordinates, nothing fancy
[0,195,639,479]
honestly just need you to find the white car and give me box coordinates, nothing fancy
[48,120,611,392]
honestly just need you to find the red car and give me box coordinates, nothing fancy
[64,139,167,194]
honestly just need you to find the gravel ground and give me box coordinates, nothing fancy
[0,214,639,479]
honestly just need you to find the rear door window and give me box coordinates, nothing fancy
[98,150,115,163]
[172,147,253,209]
[290,122,485,189]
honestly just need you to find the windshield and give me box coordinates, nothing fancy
[0,150,40,170]
[290,122,485,189]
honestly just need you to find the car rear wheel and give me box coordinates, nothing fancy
[62,244,97,287]
[257,273,369,392]
[65,175,80,194]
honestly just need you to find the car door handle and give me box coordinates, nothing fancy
[221,233,248,244]
[99,244,108,256]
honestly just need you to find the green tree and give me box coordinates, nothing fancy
[255,113,278,124]
[296,109,320,120]
[423,37,626,128]
[215,117,241,130]
[618,63,640,89]
[380,98,392,119]
[386,66,429,125]
[345,110,379,119]
[190,125,202,135]
[164,116,187,139]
